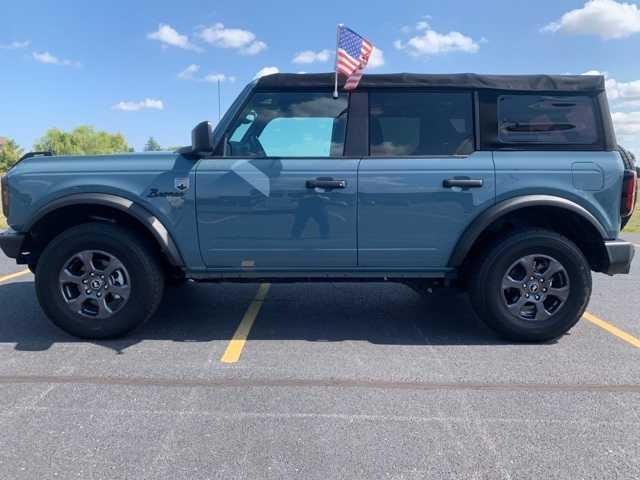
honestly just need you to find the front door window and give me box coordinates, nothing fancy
[226,92,348,158]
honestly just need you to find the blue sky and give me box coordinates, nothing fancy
[1,0,640,152]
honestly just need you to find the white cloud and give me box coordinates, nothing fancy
[204,73,235,83]
[612,111,640,154]
[178,64,200,80]
[198,23,266,55]
[112,98,164,112]
[292,49,332,64]
[32,51,81,68]
[204,73,226,82]
[582,70,640,106]
[147,24,201,51]
[416,20,431,31]
[581,69,640,153]
[0,40,30,49]
[368,47,385,68]
[542,0,640,39]
[178,65,235,83]
[395,28,480,56]
[241,40,267,56]
[612,111,640,135]
[198,23,253,48]
[254,66,279,79]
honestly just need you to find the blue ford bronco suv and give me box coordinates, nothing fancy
[0,73,636,341]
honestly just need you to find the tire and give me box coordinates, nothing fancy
[469,229,591,342]
[35,222,164,339]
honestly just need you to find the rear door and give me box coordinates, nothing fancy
[196,91,359,269]
[358,90,495,268]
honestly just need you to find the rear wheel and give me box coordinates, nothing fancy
[35,223,164,339]
[469,229,591,342]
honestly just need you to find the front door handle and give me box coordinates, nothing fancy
[306,178,347,189]
[443,178,484,189]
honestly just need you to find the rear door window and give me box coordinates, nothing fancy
[497,95,598,145]
[369,92,474,156]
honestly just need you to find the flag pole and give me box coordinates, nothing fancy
[333,24,342,99]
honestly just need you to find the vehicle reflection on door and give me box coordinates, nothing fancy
[196,158,358,268]
[291,191,330,239]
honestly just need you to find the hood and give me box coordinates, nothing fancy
[10,151,183,175]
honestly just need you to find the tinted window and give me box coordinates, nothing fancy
[369,92,474,156]
[498,95,598,145]
[226,92,348,157]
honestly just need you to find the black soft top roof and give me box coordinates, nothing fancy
[255,73,605,93]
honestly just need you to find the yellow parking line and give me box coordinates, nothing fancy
[220,283,270,364]
[584,311,640,349]
[0,269,30,284]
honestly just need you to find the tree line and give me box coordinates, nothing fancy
[1,127,179,172]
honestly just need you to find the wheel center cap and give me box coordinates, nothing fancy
[90,279,103,290]
[529,283,539,293]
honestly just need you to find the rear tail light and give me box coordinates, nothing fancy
[621,169,637,218]
[1,175,8,219]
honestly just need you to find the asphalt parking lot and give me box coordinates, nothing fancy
[0,235,639,479]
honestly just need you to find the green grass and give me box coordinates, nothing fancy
[623,206,640,233]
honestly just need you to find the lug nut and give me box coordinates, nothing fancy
[539,278,544,283]
[82,280,87,284]
[85,290,91,295]
[97,293,102,298]
[100,275,104,279]
[90,272,95,277]
[525,293,530,298]
[542,288,548,293]
[535,295,540,300]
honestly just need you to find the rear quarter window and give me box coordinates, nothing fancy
[497,94,599,145]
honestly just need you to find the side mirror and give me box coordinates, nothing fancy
[191,121,214,155]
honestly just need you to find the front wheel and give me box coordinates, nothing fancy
[469,229,592,342]
[35,223,165,339]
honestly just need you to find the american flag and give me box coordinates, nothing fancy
[336,26,373,91]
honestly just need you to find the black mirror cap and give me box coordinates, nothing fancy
[191,121,214,155]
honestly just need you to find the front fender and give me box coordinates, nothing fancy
[25,193,184,267]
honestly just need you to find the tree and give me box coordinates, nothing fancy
[33,126,129,155]
[144,137,162,151]
[0,138,24,172]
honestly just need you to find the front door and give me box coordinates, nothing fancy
[196,91,358,269]
[358,90,495,268]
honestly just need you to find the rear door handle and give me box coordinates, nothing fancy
[443,178,484,189]
[306,178,347,189]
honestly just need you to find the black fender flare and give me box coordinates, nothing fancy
[447,195,608,268]
[25,193,184,267]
